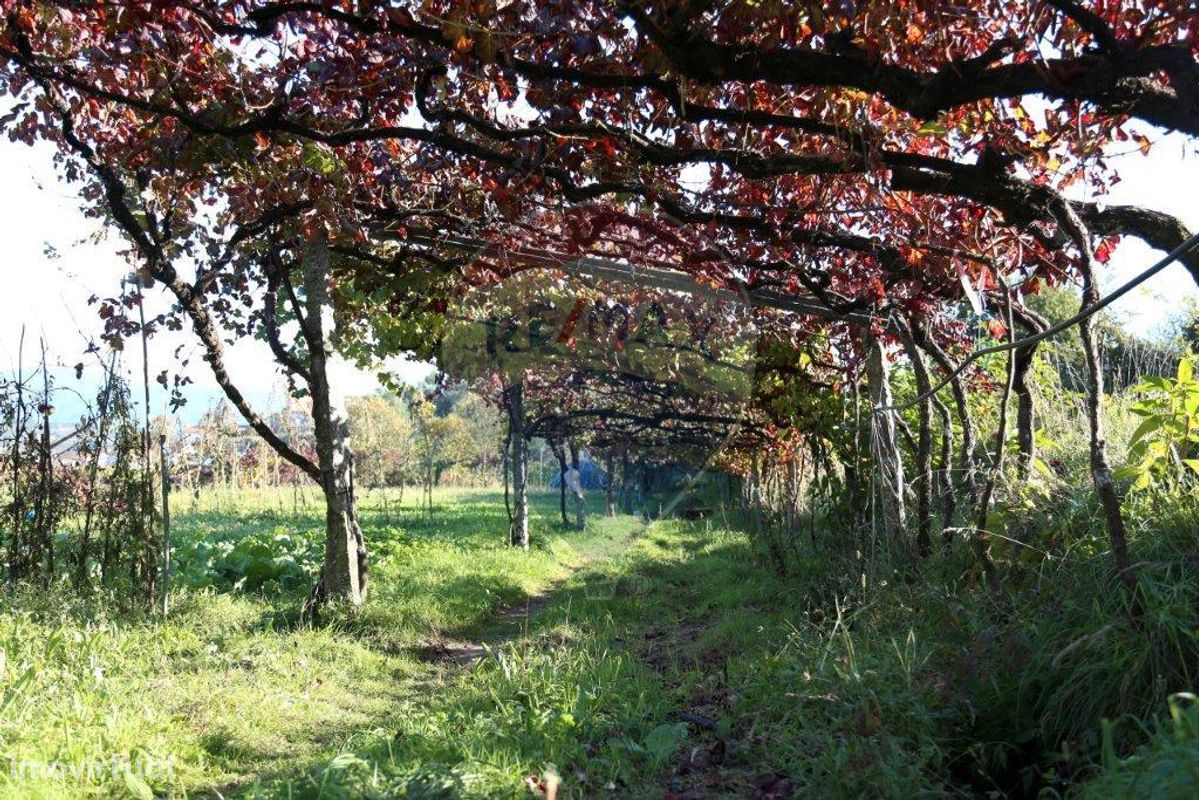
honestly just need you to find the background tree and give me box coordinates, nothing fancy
[406,392,474,518]
[347,394,413,490]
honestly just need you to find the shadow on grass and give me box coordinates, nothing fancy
[198,674,427,800]
[228,521,772,798]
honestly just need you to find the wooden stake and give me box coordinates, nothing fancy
[160,433,171,616]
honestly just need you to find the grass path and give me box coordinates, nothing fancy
[418,519,648,667]
[0,488,955,799]
[207,490,648,799]
[262,515,813,799]
[4,486,1191,798]
[284,513,963,799]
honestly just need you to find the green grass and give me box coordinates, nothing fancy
[3,485,1198,798]
[0,486,636,799]
[245,518,954,799]
[1084,693,1199,798]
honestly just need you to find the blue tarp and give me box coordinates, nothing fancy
[548,459,607,490]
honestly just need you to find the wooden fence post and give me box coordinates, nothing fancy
[159,434,171,617]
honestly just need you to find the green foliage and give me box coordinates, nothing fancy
[4,478,1199,798]
[343,387,503,492]
[347,393,414,488]
[1117,352,1199,492]
[1086,694,1199,798]
[173,528,319,593]
[663,484,1199,798]
[299,142,339,176]
[1028,286,1180,393]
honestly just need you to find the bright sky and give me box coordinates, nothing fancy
[0,125,1195,426]
[1089,129,1199,332]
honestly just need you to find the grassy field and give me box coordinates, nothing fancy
[2,485,1197,798]
[0,482,1007,799]
[0,486,641,799]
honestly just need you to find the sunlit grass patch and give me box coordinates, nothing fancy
[0,486,641,798]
